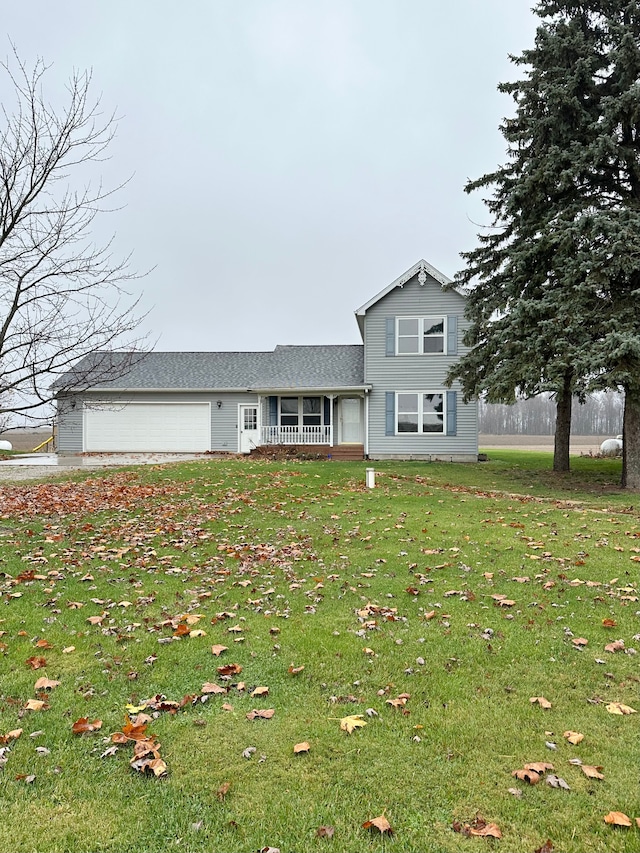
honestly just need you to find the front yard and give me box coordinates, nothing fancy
[0,453,638,852]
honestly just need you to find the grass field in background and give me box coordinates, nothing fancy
[0,451,638,852]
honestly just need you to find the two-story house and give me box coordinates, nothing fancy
[55,259,478,461]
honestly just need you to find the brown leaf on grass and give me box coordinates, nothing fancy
[424,610,436,620]
[386,694,410,709]
[293,741,310,753]
[363,647,375,656]
[602,618,617,628]
[534,841,554,853]
[571,637,588,647]
[251,686,269,697]
[525,762,555,773]
[0,728,22,744]
[362,815,393,835]
[33,677,60,691]
[211,644,228,657]
[530,696,552,709]
[563,731,584,745]
[34,639,53,649]
[604,811,632,827]
[581,765,604,780]
[246,708,275,720]
[221,702,234,711]
[25,656,47,670]
[86,615,105,625]
[288,664,304,674]
[217,663,242,676]
[340,714,366,734]
[24,699,46,711]
[216,781,231,801]
[72,718,102,734]
[606,702,636,715]
[62,646,75,654]
[453,813,501,839]
[201,682,227,695]
[512,768,542,785]
[143,757,168,777]
[604,640,625,653]
[316,825,334,839]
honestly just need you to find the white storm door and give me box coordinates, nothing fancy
[239,405,259,453]
[340,398,362,443]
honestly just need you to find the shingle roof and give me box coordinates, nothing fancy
[54,346,366,393]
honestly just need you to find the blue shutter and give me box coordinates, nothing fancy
[385,392,395,436]
[446,391,457,436]
[268,396,278,426]
[447,315,458,355]
[385,317,395,357]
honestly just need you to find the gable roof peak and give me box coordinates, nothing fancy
[353,259,455,336]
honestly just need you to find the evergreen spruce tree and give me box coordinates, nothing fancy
[448,1,640,485]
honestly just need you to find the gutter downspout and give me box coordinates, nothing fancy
[364,389,369,458]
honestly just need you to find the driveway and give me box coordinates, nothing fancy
[0,452,213,481]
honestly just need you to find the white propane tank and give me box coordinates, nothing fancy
[0,440,12,451]
[600,438,622,457]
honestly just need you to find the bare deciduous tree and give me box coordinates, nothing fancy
[0,48,147,422]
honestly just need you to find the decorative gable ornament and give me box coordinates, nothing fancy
[417,264,428,286]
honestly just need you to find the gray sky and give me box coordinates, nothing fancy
[3,1,538,352]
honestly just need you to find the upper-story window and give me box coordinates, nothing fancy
[396,317,445,354]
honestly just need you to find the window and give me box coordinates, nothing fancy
[279,396,323,426]
[397,392,444,434]
[396,317,445,354]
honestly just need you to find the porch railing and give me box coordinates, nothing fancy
[261,425,331,445]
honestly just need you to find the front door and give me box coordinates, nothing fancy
[239,405,259,453]
[340,398,362,443]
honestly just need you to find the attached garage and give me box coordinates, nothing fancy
[83,402,211,452]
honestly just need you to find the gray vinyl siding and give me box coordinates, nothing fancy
[364,273,478,460]
[57,391,259,453]
[56,397,83,453]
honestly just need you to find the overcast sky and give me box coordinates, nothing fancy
[3,1,539,352]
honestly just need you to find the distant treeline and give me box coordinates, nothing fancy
[480,391,623,436]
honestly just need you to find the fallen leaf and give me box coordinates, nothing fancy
[24,699,46,712]
[604,811,631,827]
[546,774,570,790]
[242,746,256,759]
[453,814,501,838]
[512,768,542,785]
[288,664,304,674]
[571,637,588,647]
[530,696,552,709]
[62,646,75,654]
[0,729,22,745]
[581,765,604,780]
[605,640,625,653]
[221,702,234,712]
[602,618,617,628]
[246,708,275,720]
[293,741,310,754]
[34,640,53,649]
[25,656,47,670]
[606,702,636,715]
[189,629,207,638]
[34,677,60,691]
[316,825,335,839]
[525,762,555,773]
[563,731,584,745]
[72,718,103,734]
[201,682,227,695]
[217,663,242,676]
[340,714,367,734]
[362,815,393,835]
[216,781,231,801]
[251,686,269,697]
[211,644,228,657]
[534,842,554,853]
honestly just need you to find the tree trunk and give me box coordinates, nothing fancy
[622,386,640,490]
[553,372,572,472]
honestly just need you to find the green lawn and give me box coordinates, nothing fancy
[0,451,638,852]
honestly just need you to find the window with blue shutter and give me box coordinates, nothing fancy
[268,396,278,426]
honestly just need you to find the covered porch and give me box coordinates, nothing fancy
[239,390,369,454]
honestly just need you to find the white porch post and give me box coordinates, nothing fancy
[364,390,369,457]
[328,394,335,447]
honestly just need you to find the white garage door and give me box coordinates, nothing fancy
[84,403,211,452]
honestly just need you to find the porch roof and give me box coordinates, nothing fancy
[55,345,366,393]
